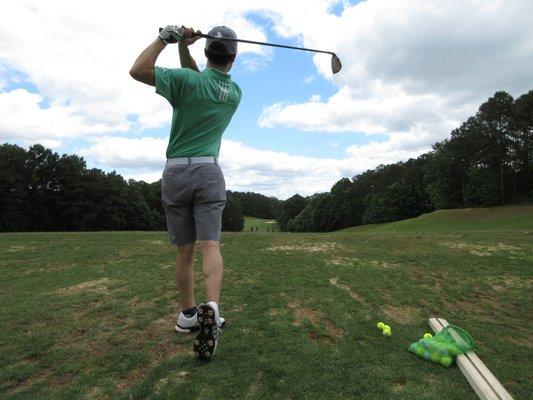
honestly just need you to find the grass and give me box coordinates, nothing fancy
[346,205,533,233]
[1,207,532,399]
[243,216,278,232]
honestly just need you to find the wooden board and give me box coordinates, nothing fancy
[429,317,514,400]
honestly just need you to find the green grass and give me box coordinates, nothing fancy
[243,216,278,232]
[345,205,533,233]
[1,207,532,399]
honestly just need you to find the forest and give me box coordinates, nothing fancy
[279,91,532,232]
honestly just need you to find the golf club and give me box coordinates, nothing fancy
[159,28,342,74]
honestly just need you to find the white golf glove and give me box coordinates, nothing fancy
[159,25,184,44]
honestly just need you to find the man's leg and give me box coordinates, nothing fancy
[176,242,196,310]
[200,240,223,303]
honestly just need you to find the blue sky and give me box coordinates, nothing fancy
[1,0,532,198]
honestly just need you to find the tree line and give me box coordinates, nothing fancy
[0,144,251,232]
[2,90,530,234]
[277,90,532,232]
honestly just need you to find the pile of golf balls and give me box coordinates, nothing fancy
[408,335,461,367]
[377,321,392,337]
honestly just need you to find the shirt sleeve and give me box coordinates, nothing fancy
[155,67,195,107]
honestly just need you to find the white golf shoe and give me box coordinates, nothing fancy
[174,307,225,334]
[174,312,200,334]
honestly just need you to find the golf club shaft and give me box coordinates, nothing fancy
[198,33,334,56]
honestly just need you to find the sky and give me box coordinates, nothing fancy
[1,0,532,199]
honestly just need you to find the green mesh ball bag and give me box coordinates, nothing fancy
[408,325,475,368]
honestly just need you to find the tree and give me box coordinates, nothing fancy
[222,194,244,231]
[0,144,30,231]
[276,194,307,231]
[513,91,533,200]
[476,91,514,204]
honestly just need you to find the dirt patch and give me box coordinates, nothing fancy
[142,316,193,361]
[6,365,54,397]
[381,305,419,325]
[7,245,37,252]
[84,386,109,399]
[442,242,520,257]
[231,304,244,313]
[371,260,398,269]
[267,308,281,317]
[329,277,367,306]
[247,372,262,396]
[506,336,532,349]
[266,242,341,253]
[326,257,356,267]
[56,278,112,295]
[53,372,74,387]
[391,380,405,393]
[490,276,533,292]
[308,331,333,345]
[444,297,505,322]
[154,370,192,397]
[287,299,344,338]
[116,367,151,391]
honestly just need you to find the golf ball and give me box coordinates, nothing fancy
[430,352,441,363]
[440,356,453,367]
[438,347,449,357]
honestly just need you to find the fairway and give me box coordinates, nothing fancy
[244,216,278,232]
[1,221,532,398]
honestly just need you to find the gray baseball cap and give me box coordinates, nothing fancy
[205,26,238,55]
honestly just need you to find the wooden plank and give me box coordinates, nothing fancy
[434,318,513,400]
[428,317,514,400]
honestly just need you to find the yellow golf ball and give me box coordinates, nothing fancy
[423,333,433,339]
[377,322,385,330]
[440,356,453,367]
[383,328,392,337]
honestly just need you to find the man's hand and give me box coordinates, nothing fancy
[159,25,184,44]
[181,27,202,46]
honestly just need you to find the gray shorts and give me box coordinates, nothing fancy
[161,162,226,245]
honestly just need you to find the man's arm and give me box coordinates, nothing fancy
[129,37,166,86]
[129,38,166,86]
[179,28,202,72]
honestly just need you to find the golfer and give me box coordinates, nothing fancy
[129,25,241,361]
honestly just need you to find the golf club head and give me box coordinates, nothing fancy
[331,54,342,74]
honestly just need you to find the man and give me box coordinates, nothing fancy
[129,25,241,361]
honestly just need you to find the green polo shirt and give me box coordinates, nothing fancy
[155,66,242,158]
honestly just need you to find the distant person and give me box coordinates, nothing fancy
[129,25,242,361]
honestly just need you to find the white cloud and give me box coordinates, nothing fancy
[79,136,167,169]
[0,89,128,143]
[0,0,272,142]
[259,85,460,148]
[258,0,533,148]
[78,136,427,199]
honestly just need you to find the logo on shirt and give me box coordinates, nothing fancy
[218,82,230,103]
